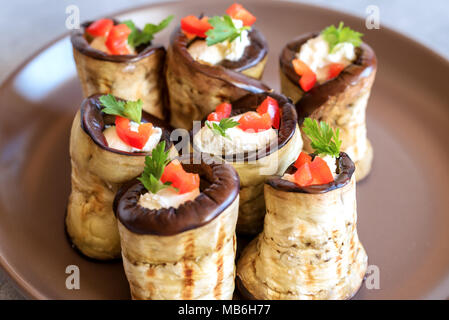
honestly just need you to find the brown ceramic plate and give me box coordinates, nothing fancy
[1,0,449,300]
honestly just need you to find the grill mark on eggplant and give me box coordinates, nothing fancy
[182,235,195,300]
[214,225,226,299]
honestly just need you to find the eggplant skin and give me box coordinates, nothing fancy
[118,196,239,300]
[165,28,269,130]
[237,177,368,300]
[72,46,166,120]
[66,110,177,260]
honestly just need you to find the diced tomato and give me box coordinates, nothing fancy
[215,102,232,118]
[226,3,256,26]
[86,19,114,37]
[237,111,272,132]
[115,116,153,149]
[294,152,312,169]
[105,24,132,55]
[293,162,313,187]
[292,59,317,92]
[299,71,316,92]
[161,160,200,194]
[328,63,345,80]
[309,156,334,185]
[181,16,212,38]
[256,97,280,129]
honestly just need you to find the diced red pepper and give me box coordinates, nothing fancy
[207,102,232,121]
[207,112,222,122]
[237,111,272,132]
[292,59,311,76]
[181,16,212,38]
[294,152,312,169]
[105,24,132,55]
[215,102,232,118]
[292,58,317,92]
[161,160,184,185]
[293,162,313,187]
[115,116,153,149]
[226,3,256,26]
[183,30,197,40]
[256,97,280,129]
[86,19,114,37]
[299,71,316,92]
[327,63,345,80]
[161,160,200,194]
[293,155,334,186]
[309,156,334,185]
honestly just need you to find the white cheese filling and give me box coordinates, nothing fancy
[89,35,135,55]
[138,188,200,210]
[187,19,251,65]
[103,122,162,153]
[296,34,356,83]
[193,115,277,155]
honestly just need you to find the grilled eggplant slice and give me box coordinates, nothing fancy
[280,33,377,181]
[71,21,166,119]
[237,153,368,299]
[114,154,240,300]
[193,91,303,235]
[165,27,269,130]
[66,94,176,260]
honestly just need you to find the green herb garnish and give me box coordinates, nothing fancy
[302,118,342,157]
[99,94,143,124]
[205,15,250,46]
[137,141,174,194]
[321,22,363,52]
[124,15,174,48]
[206,117,240,139]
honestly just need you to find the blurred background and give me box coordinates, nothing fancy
[0,0,448,85]
[0,0,447,299]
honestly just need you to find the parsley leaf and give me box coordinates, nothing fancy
[205,15,250,46]
[137,141,174,194]
[321,22,363,52]
[302,118,342,157]
[206,117,240,139]
[124,15,174,48]
[99,94,143,124]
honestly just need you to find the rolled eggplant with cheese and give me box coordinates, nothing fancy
[66,94,176,260]
[114,152,240,300]
[279,23,377,181]
[71,16,174,119]
[193,91,303,235]
[237,119,367,300]
[166,3,269,129]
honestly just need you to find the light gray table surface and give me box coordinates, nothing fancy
[0,0,448,300]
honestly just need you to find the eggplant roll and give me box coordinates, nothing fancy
[114,155,240,300]
[237,153,368,300]
[71,21,166,119]
[165,27,269,130]
[280,34,377,181]
[66,94,176,260]
[193,92,303,235]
